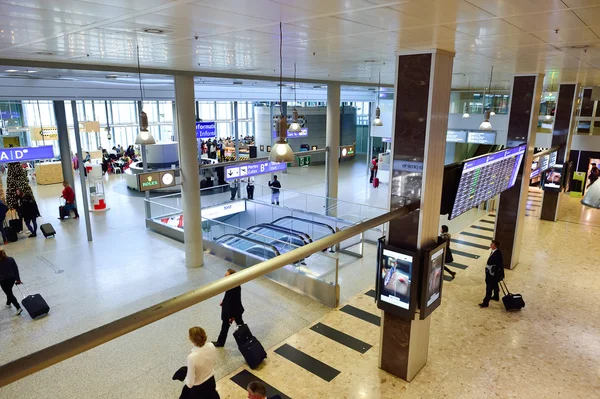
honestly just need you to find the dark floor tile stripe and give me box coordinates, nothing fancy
[274,344,341,382]
[365,289,376,299]
[310,323,372,354]
[460,231,493,240]
[340,305,381,326]
[447,262,469,270]
[443,275,453,282]
[451,239,489,250]
[488,214,496,218]
[471,225,494,232]
[452,249,481,259]
[481,219,495,225]
[231,370,291,399]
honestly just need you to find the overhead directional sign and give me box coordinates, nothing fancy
[225,161,286,181]
[196,121,217,139]
[0,145,54,162]
[272,127,308,139]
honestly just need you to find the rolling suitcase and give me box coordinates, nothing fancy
[500,281,525,311]
[40,223,56,238]
[233,324,253,346]
[239,336,267,369]
[7,226,18,242]
[373,177,380,188]
[59,206,68,219]
[17,284,50,319]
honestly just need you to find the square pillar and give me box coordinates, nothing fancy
[495,75,544,269]
[380,49,454,381]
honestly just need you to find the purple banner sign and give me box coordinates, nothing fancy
[272,127,308,139]
[196,121,217,139]
[0,145,54,163]
[225,160,287,181]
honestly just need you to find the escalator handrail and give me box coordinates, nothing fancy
[215,234,281,257]
[248,224,313,244]
[272,216,336,235]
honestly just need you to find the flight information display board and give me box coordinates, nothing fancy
[450,144,526,219]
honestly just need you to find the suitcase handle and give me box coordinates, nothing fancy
[499,280,510,296]
[15,282,31,298]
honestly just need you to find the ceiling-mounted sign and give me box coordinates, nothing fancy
[467,131,496,144]
[30,126,59,141]
[225,160,286,181]
[196,121,217,139]
[137,169,176,192]
[340,145,355,158]
[272,127,308,139]
[446,130,468,143]
[0,145,54,163]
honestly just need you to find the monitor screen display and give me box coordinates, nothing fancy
[379,248,413,310]
[542,164,563,192]
[425,247,444,307]
[450,144,526,219]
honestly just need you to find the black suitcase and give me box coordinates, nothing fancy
[500,281,525,311]
[9,218,22,233]
[18,285,50,319]
[239,336,267,369]
[233,324,253,346]
[40,223,56,238]
[59,206,68,219]
[7,226,18,242]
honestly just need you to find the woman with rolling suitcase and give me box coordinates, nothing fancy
[0,249,23,315]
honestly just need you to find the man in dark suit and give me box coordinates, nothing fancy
[212,269,244,347]
[479,239,505,308]
[247,381,282,399]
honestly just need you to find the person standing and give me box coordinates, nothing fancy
[0,249,23,315]
[229,179,239,201]
[212,269,244,348]
[479,240,505,308]
[369,156,378,183]
[20,193,40,238]
[437,225,457,279]
[589,163,599,187]
[0,199,8,244]
[59,181,80,220]
[245,176,255,200]
[268,175,281,205]
[247,381,282,399]
[181,326,220,399]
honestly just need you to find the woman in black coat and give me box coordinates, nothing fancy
[0,249,23,315]
[19,192,41,238]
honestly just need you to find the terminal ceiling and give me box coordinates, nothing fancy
[1,0,600,89]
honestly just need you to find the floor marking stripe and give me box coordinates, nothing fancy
[340,305,381,326]
[274,344,341,382]
[230,370,291,399]
[310,323,372,353]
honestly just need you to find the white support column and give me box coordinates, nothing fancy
[326,83,341,216]
[174,75,203,268]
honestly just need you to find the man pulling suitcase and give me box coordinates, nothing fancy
[212,269,245,347]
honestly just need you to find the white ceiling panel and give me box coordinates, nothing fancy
[270,0,397,15]
[291,16,383,36]
[194,0,316,22]
[466,0,568,17]
[392,0,494,24]
[448,19,525,37]
[336,8,428,31]
[503,10,588,32]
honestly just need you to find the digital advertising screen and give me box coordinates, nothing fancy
[450,144,526,219]
[419,243,446,319]
[542,164,564,192]
[376,244,418,318]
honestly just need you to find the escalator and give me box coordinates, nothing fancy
[271,216,335,240]
[215,234,280,260]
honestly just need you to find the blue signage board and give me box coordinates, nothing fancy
[196,121,217,139]
[1,111,20,119]
[0,145,54,163]
[272,127,308,139]
[225,160,287,181]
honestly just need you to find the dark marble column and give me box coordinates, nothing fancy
[540,84,578,221]
[380,50,454,381]
[496,75,543,269]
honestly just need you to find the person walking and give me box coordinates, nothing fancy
[212,269,244,348]
[20,193,40,238]
[589,163,599,187]
[247,381,282,399]
[0,199,8,244]
[0,249,23,315]
[59,181,80,220]
[369,156,378,183]
[268,175,281,205]
[437,225,457,279]
[229,179,239,201]
[479,239,505,308]
[181,326,220,399]
[245,176,255,200]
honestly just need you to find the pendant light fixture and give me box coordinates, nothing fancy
[270,22,294,163]
[134,45,156,145]
[488,67,496,117]
[373,70,383,126]
[288,63,302,133]
[479,67,493,130]
[462,78,471,119]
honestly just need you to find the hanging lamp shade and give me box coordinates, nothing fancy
[479,110,492,131]
[490,110,496,117]
[288,108,302,132]
[462,103,470,119]
[582,181,600,209]
[135,110,156,145]
[373,106,383,126]
[270,115,294,163]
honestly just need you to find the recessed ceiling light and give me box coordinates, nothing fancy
[143,28,164,34]
[26,70,38,73]
[5,69,19,73]
[35,51,54,56]
[105,74,118,79]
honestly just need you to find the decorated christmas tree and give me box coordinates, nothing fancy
[6,162,33,209]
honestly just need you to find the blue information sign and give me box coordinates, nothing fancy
[0,145,54,163]
[225,161,287,181]
[272,127,308,139]
[196,122,217,139]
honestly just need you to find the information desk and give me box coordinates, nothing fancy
[35,161,64,185]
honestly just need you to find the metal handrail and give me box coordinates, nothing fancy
[0,205,415,387]
[272,216,336,235]
[216,234,281,257]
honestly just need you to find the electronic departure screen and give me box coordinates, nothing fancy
[450,144,526,219]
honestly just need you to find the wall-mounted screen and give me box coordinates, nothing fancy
[542,164,564,192]
[447,130,468,143]
[419,242,446,320]
[450,144,526,219]
[376,244,418,318]
[467,131,496,144]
